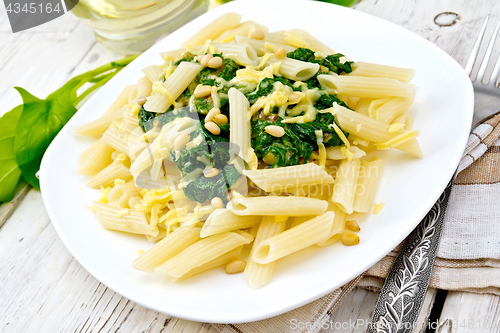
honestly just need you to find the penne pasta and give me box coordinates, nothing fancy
[132,226,201,272]
[172,246,243,281]
[279,57,320,81]
[228,87,252,163]
[353,159,384,213]
[227,196,328,216]
[144,62,202,113]
[350,62,415,83]
[200,208,261,238]
[252,212,334,264]
[333,103,422,158]
[78,138,114,176]
[244,163,334,192]
[92,201,158,237]
[245,216,287,288]
[181,13,242,48]
[331,158,361,214]
[155,230,253,278]
[318,74,415,98]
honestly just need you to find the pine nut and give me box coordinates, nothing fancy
[341,231,360,246]
[204,121,221,135]
[211,197,224,209]
[213,114,228,124]
[345,220,360,232]
[136,96,148,106]
[207,56,223,68]
[225,259,246,274]
[205,107,221,122]
[265,125,285,138]
[288,92,301,104]
[173,133,190,151]
[274,47,286,59]
[249,30,265,40]
[204,167,219,178]
[200,53,213,67]
[194,85,212,98]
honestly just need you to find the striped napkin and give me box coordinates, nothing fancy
[212,113,500,333]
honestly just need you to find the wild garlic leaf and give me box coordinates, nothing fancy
[0,105,23,202]
[14,80,80,189]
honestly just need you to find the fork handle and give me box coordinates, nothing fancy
[472,106,500,128]
[367,179,453,333]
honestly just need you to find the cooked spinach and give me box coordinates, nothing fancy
[174,53,195,65]
[314,93,351,110]
[183,165,241,203]
[245,77,301,104]
[251,111,347,168]
[174,140,242,203]
[287,48,354,75]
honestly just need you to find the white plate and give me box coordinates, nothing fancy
[40,0,473,324]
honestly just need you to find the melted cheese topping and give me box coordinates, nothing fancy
[375,130,419,150]
[315,130,326,168]
[152,81,176,105]
[373,202,385,215]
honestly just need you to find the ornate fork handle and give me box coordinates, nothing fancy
[367,179,453,333]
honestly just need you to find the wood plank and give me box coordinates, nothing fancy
[323,288,437,333]
[0,190,174,333]
[437,292,500,333]
[0,184,29,228]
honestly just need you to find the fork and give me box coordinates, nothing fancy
[368,17,500,333]
[465,15,500,126]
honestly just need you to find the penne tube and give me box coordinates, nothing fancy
[107,181,140,208]
[227,196,328,216]
[244,163,334,193]
[181,13,242,48]
[144,62,202,113]
[155,230,253,278]
[350,62,415,83]
[92,201,158,237]
[318,74,415,98]
[200,208,261,238]
[286,29,335,53]
[252,212,334,264]
[353,159,384,213]
[325,146,366,160]
[279,57,320,81]
[73,108,123,137]
[132,226,201,272]
[215,20,268,43]
[228,87,252,163]
[172,246,243,281]
[245,216,287,288]
[331,158,361,214]
[86,154,132,188]
[102,124,130,156]
[213,42,259,66]
[103,85,135,115]
[370,95,415,123]
[78,138,114,176]
[136,76,153,99]
[141,65,164,83]
[317,204,346,246]
[235,35,295,56]
[333,103,422,158]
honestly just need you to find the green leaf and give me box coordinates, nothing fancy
[0,105,23,202]
[14,81,80,189]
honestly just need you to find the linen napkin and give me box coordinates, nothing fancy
[212,113,500,333]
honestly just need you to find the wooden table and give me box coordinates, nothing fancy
[2,1,500,332]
